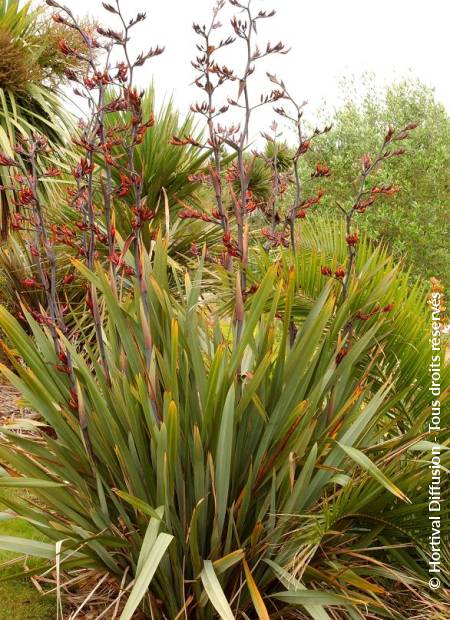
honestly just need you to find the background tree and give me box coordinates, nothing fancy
[304,76,450,289]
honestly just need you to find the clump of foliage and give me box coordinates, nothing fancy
[0,0,89,238]
[2,241,449,620]
[0,1,448,619]
[0,27,36,93]
[0,1,90,93]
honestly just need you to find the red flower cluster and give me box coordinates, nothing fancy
[51,224,83,254]
[321,265,345,280]
[294,140,310,157]
[311,163,331,178]
[131,206,155,229]
[361,154,372,172]
[83,71,112,90]
[296,189,325,218]
[73,158,95,179]
[17,188,35,206]
[110,251,135,277]
[222,232,241,257]
[354,185,400,214]
[42,167,61,178]
[261,227,290,248]
[336,346,350,366]
[334,266,346,279]
[355,303,394,321]
[63,273,76,285]
[346,231,358,247]
[170,135,202,148]
[116,174,132,197]
[0,153,17,167]
[371,185,400,196]
[68,389,79,411]
[10,213,24,230]
[179,207,211,222]
[354,196,376,214]
[21,277,43,289]
[243,189,257,214]
[58,39,76,57]
[116,62,128,83]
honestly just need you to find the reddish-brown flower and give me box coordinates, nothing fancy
[336,347,349,365]
[0,153,17,167]
[10,213,24,230]
[21,277,42,288]
[334,266,346,279]
[73,158,95,179]
[346,232,359,246]
[58,39,75,56]
[117,174,132,197]
[371,185,400,196]
[43,167,62,178]
[312,163,331,178]
[361,154,372,172]
[18,188,34,205]
[63,273,76,285]
[355,196,376,213]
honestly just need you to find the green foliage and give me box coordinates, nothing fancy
[0,0,76,238]
[0,238,448,618]
[230,144,292,216]
[265,140,292,171]
[0,235,90,336]
[304,77,450,288]
[104,87,210,237]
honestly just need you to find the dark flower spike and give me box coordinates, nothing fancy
[128,12,147,28]
[134,46,165,67]
[102,2,119,14]
[96,27,126,44]
[58,39,76,56]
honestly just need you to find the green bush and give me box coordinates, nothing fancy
[302,77,450,289]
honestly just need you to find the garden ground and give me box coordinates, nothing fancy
[0,384,53,619]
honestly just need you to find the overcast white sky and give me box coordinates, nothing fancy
[54,0,450,131]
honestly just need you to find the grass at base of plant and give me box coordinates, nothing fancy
[0,580,55,620]
[0,490,55,620]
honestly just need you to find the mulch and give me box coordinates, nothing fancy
[0,383,27,418]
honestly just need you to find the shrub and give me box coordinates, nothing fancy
[301,77,450,289]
